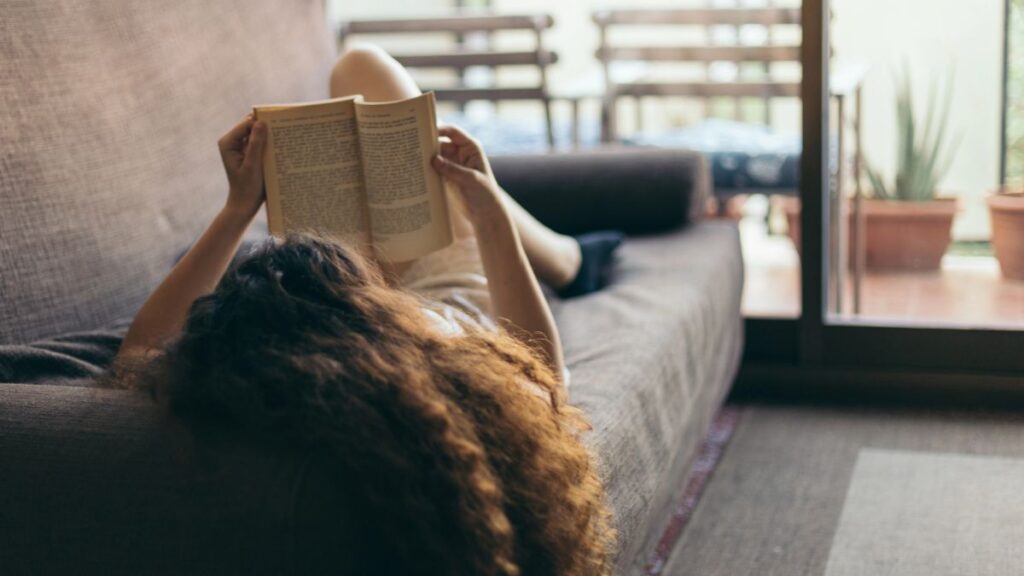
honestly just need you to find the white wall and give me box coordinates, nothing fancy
[832,0,1004,240]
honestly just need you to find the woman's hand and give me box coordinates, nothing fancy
[432,127,566,376]
[431,125,504,223]
[121,116,266,357]
[219,115,267,217]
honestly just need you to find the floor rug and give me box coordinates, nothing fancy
[825,449,1024,576]
[644,406,743,575]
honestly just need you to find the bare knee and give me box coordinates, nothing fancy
[330,43,419,101]
[331,44,387,93]
[334,44,391,76]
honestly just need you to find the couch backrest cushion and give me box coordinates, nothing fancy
[0,1,334,344]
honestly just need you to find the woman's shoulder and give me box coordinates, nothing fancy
[421,307,464,336]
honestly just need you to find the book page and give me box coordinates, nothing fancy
[254,97,370,248]
[355,92,453,262]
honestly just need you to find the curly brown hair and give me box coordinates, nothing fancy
[117,235,615,575]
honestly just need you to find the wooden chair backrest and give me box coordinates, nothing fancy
[339,14,558,144]
[593,5,802,136]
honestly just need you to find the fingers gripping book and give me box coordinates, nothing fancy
[254,92,453,262]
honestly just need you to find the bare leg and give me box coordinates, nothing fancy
[497,197,580,288]
[330,44,581,288]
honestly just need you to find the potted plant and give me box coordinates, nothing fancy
[988,187,1024,280]
[861,69,959,270]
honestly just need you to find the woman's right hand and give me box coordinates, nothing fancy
[430,125,504,223]
[218,115,267,217]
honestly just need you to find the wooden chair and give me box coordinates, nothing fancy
[593,5,802,141]
[594,5,867,314]
[339,14,558,147]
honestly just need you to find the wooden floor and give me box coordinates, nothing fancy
[739,212,1024,328]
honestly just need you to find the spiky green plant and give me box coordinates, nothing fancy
[864,67,958,202]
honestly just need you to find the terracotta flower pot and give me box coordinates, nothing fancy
[988,192,1024,281]
[861,198,956,270]
[705,194,748,221]
[775,197,956,270]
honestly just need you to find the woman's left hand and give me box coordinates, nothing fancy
[431,125,503,223]
[218,115,267,217]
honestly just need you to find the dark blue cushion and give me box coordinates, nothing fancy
[629,119,801,193]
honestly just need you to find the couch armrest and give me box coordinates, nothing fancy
[489,146,709,235]
[0,383,307,573]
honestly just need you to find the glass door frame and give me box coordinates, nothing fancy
[787,0,1024,376]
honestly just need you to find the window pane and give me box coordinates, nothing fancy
[825,0,1024,328]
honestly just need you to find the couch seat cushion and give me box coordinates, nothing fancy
[552,221,743,572]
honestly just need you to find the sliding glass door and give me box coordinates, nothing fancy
[793,0,1024,375]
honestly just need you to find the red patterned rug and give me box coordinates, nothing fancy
[644,406,744,575]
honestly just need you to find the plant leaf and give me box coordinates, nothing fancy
[865,161,890,199]
[888,64,957,201]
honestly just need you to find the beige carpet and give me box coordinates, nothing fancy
[661,404,1024,576]
[825,449,1024,576]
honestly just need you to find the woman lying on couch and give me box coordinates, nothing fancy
[110,46,617,575]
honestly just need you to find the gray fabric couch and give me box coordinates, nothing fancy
[0,1,744,574]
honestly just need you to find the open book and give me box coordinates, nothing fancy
[253,92,453,262]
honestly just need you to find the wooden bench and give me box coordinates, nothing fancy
[593,5,868,313]
[593,6,803,140]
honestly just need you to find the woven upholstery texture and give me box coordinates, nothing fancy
[0,382,308,574]
[0,0,334,344]
[1,3,744,572]
[0,222,743,574]
[554,222,743,573]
